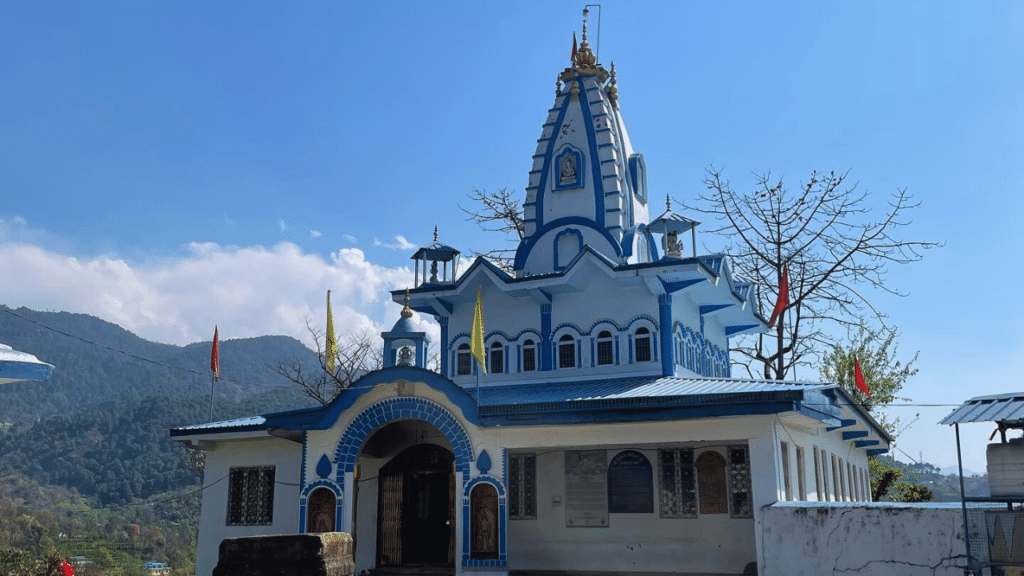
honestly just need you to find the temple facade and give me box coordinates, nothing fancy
[172,19,890,576]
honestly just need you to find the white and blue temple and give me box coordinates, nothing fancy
[173,18,890,576]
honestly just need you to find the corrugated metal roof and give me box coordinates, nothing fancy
[939,392,1024,425]
[170,416,266,435]
[476,375,826,406]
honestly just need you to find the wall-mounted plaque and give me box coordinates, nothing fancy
[565,450,608,527]
[607,450,653,513]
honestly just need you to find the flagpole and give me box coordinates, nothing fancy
[209,374,216,423]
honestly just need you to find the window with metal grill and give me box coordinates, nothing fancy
[226,466,275,526]
[489,342,503,374]
[558,335,576,368]
[456,343,471,376]
[522,340,536,372]
[508,453,537,520]
[596,331,614,365]
[634,327,652,362]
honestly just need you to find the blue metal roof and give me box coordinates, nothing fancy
[474,375,825,406]
[939,392,1024,425]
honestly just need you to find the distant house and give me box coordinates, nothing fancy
[144,560,170,576]
[172,18,889,576]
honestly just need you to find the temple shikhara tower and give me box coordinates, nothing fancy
[173,14,890,576]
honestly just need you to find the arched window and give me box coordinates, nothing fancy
[558,334,576,369]
[307,487,336,533]
[634,327,652,363]
[522,339,537,372]
[596,331,614,366]
[696,451,728,515]
[456,343,472,376]
[489,342,504,375]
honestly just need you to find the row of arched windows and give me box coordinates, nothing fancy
[674,326,730,378]
[451,325,657,377]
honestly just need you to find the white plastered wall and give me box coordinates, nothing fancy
[193,435,302,576]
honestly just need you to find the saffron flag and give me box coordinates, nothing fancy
[471,286,487,374]
[767,264,790,329]
[326,290,337,373]
[854,357,870,396]
[210,326,220,381]
[571,32,578,62]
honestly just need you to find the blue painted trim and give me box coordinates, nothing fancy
[854,440,880,448]
[528,85,572,232]
[554,228,584,271]
[866,448,889,457]
[0,359,53,382]
[553,146,585,190]
[660,278,705,293]
[726,324,760,337]
[842,430,869,441]
[334,397,474,476]
[826,419,857,432]
[541,304,553,371]
[578,77,607,224]
[298,479,343,533]
[439,316,449,376]
[300,431,308,490]
[628,154,647,204]
[659,294,673,376]
[700,304,733,315]
[513,217,624,271]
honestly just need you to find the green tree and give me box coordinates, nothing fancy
[821,326,931,502]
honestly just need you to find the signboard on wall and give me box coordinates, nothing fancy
[565,450,608,527]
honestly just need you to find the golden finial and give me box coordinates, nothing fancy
[607,61,618,107]
[401,288,413,318]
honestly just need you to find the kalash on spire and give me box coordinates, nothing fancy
[514,8,648,277]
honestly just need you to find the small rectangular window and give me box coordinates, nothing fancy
[489,345,503,375]
[780,442,792,501]
[658,448,696,519]
[813,447,823,501]
[796,446,807,500]
[457,348,471,376]
[597,339,614,365]
[227,466,275,526]
[508,453,537,520]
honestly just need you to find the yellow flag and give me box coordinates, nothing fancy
[471,286,487,374]
[326,290,337,373]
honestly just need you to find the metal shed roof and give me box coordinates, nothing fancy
[938,392,1024,425]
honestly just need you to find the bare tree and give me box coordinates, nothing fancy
[685,168,940,380]
[460,188,524,272]
[272,320,384,405]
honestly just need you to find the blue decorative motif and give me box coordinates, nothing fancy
[335,397,473,477]
[316,454,332,479]
[477,450,492,474]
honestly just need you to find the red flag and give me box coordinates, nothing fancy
[571,32,578,62]
[211,326,220,381]
[854,357,870,396]
[61,561,75,576]
[767,265,790,329]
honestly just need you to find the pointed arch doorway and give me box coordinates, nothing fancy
[376,443,456,569]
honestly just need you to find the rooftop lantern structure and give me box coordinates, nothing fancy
[648,196,700,259]
[411,226,461,288]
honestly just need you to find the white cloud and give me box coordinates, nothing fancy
[310,230,322,238]
[373,235,417,251]
[0,241,425,349]
[343,234,357,244]
[279,219,288,232]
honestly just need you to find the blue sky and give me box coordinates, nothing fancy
[1,1,1022,473]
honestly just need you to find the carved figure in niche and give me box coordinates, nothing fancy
[471,483,499,558]
[475,505,495,552]
[666,232,683,257]
[307,488,336,533]
[311,510,333,533]
[560,154,577,184]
